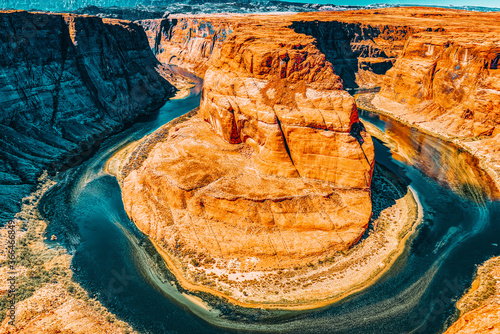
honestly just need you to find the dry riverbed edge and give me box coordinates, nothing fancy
[106,107,423,311]
[0,173,135,334]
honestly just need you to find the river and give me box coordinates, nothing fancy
[38,77,500,334]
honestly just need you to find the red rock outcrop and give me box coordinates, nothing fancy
[139,13,412,86]
[199,24,374,185]
[376,30,500,139]
[444,257,500,334]
[122,18,375,282]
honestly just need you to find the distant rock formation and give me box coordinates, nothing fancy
[376,29,500,139]
[0,11,176,223]
[139,16,234,76]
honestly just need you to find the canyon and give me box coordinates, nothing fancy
[1,5,500,334]
[0,10,177,224]
[130,6,500,327]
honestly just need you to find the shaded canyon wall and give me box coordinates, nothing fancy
[0,11,176,223]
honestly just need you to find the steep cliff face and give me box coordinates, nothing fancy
[140,16,235,76]
[139,15,412,88]
[0,11,176,223]
[376,31,500,139]
[290,21,414,89]
[444,257,500,334]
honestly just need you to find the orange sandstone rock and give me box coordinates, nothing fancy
[122,18,375,285]
[444,304,500,334]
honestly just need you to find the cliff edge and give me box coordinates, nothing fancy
[0,11,176,224]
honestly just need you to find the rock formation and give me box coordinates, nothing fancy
[376,30,500,139]
[0,284,130,333]
[0,10,176,223]
[136,6,500,321]
[122,15,375,300]
[444,257,500,334]
[139,16,235,76]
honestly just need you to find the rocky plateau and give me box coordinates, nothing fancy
[1,4,500,333]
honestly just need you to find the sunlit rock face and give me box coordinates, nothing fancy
[199,24,374,185]
[377,32,500,138]
[0,11,175,223]
[123,18,375,270]
[140,16,234,77]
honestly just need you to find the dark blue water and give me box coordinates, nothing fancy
[40,82,500,334]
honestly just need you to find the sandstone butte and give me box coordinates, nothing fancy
[131,6,500,327]
[123,16,378,303]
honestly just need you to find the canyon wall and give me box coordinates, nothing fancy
[139,16,235,76]
[375,31,500,139]
[0,11,176,223]
[290,21,413,89]
[138,14,411,88]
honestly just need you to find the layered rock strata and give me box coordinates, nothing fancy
[122,17,376,306]
[135,7,500,320]
[139,14,407,85]
[139,16,235,76]
[0,11,176,223]
[124,21,375,266]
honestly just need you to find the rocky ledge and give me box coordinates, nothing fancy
[444,257,500,334]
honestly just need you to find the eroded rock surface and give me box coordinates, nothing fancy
[444,257,500,334]
[0,11,176,223]
[122,17,375,298]
[135,7,500,319]
[0,284,129,334]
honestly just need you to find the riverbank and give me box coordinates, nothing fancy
[107,108,423,310]
[105,108,198,184]
[443,256,500,334]
[357,94,500,199]
[0,173,135,333]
